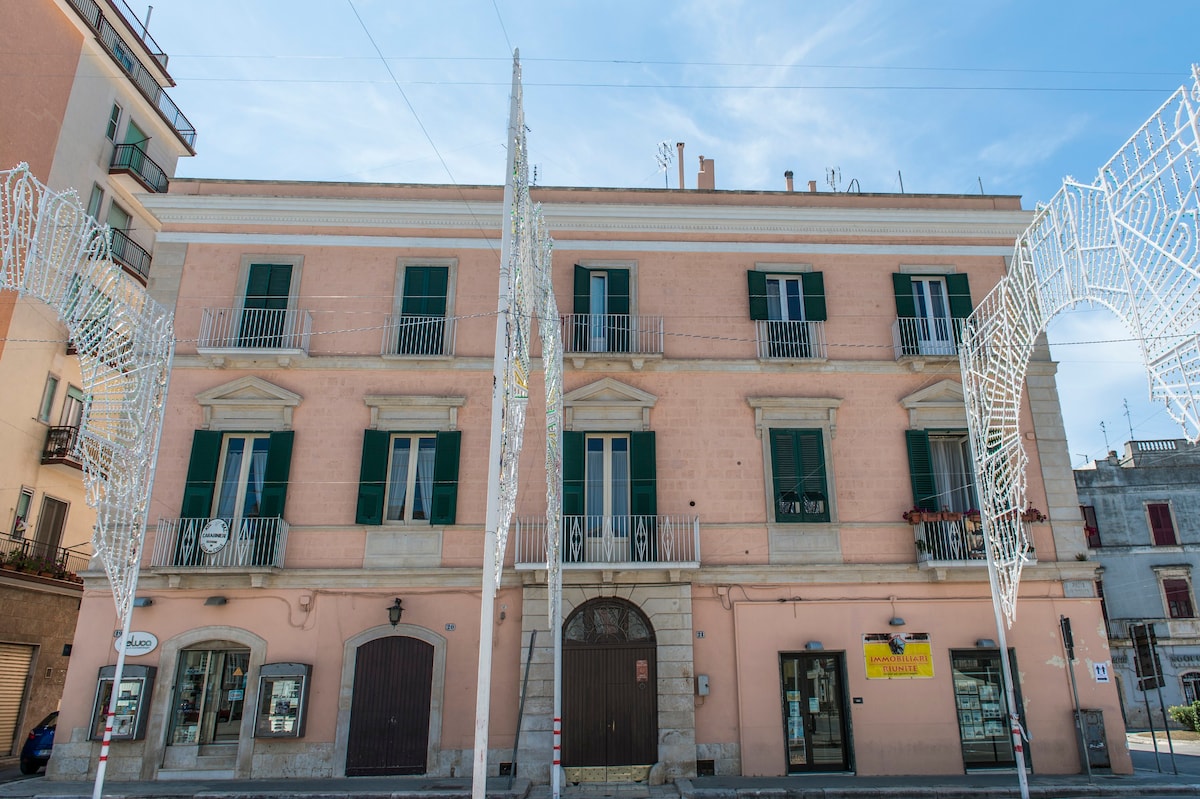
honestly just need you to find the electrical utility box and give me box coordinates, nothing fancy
[1075,709,1110,770]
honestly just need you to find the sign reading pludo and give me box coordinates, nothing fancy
[863,632,933,679]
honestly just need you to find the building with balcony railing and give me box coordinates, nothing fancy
[1076,439,1200,728]
[50,164,1122,785]
[0,0,195,757]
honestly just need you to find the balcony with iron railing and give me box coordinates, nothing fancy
[381,314,457,356]
[65,0,196,151]
[197,307,313,358]
[560,314,664,363]
[109,143,170,193]
[892,317,965,359]
[514,514,700,570]
[910,513,1037,568]
[108,228,151,283]
[151,517,289,569]
[0,536,90,584]
[41,425,82,468]
[755,320,827,359]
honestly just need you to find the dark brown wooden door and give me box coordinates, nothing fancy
[345,636,433,776]
[563,644,657,767]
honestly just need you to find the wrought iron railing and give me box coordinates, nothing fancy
[41,425,82,465]
[0,536,90,580]
[892,317,965,358]
[64,0,196,150]
[151,517,289,568]
[110,0,168,68]
[755,320,827,359]
[514,514,700,568]
[108,228,151,282]
[560,314,664,355]
[382,314,456,356]
[911,516,1036,565]
[198,307,312,353]
[109,143,169,193]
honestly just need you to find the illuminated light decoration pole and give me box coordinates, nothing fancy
[961,65,1200,799]
[472,52,562,799]
[0,165,174,799]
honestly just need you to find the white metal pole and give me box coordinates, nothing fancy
[552,578,563,799]
[983,533,1030,799]
[92,596,133,799]
[471,50,521,799]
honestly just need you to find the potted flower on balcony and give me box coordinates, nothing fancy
[903,506,925,525]
[1020,507,1048,523]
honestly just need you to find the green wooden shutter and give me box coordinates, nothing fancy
[429,430,461,525]
[630,431,657,561]
[629,431,657,517]
[245,264,291,310]
[945,273,973,319]
[563,432,585,516]
[892,273,916,318]
[607,269,630,315]
[259,431,294,518]
[801,272,827,322]
[770,429,828,523]
[747,271,769,321]
[573,265,590,315]
[905,430,938,510]
[401,266,449,317]
[181,430,222,517]
[355,430,390,525]
[562,432,585,562]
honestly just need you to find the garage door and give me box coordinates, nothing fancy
[0,644,34,756]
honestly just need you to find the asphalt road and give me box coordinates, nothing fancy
[1126,734,1200,776]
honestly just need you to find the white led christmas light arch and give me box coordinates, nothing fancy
[962,66,1200,624]
[0,164,173,630]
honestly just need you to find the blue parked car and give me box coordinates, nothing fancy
[19,711,56,775]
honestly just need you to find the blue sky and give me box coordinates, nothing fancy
[135,0,1199,466]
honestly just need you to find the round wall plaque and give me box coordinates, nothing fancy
[198,518,229,554]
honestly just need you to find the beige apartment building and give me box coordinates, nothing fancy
[0,0,194,763]
[43,166,1129,784]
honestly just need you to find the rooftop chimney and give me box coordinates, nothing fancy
[807,180,817,193]
[697,156,715,190]
[676,142,685,189]
[784,170,794,192]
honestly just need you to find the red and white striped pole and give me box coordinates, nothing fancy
[93,596,135,799]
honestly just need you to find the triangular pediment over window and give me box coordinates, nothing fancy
[901,379,966,429]
[195,376,302,431]
[563,377,657,431]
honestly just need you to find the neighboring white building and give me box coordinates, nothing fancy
[1077,439,1200,728]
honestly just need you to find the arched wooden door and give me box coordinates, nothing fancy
[345,636,433,776]
[562,598,657,782]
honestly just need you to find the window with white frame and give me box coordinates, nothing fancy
[38,375,59,423]
[1148,502,1178,546]
[1183,671,1200,704]
[892,272,972,357]
[1163,576,1195,619]
[386,433,437,522]
[570,262,633,353]
[906,430,978,513]
[87,183,105,220]
[105,102,122,141]
[747,269,827,358]
[214,434,272,520]
[11,488,33,539]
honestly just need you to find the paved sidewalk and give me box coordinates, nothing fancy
[2,771,1200,799]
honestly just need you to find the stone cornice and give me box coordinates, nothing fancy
[141,192,1033,240]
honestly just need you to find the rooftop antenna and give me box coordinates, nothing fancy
[1100,420,1111,452]
[897,170,905,194]
[1076,453,1092,466]
[826,166,841,192]
[978,177,985,195]
[1123,398,1135,442]
[656,141,673,189]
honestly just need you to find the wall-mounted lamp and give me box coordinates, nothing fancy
[132,597,154,607]
[388,597,404,627]
[888,617,906,627]
[976,638,997,648]
[805,641,824,650]
[204,596,228,606]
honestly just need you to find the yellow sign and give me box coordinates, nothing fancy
[863,633,934,679]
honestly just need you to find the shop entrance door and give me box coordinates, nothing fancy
[167,649,250,750]
[780,652,850,773]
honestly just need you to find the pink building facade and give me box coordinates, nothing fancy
[50,176,1128,783]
